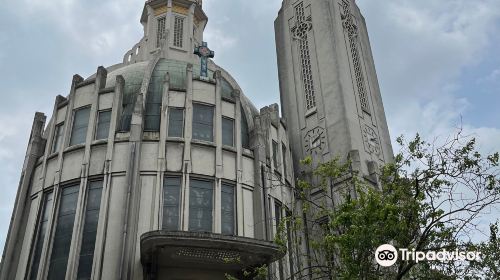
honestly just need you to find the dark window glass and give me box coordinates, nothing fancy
[28,192,54,280]
[168,108,184,137]
[189,179,213,232]
[221,183,235,235]
[95,111,111,140]
[192,104,214,142]
[144,85,162,131]
[222,118,234,147]
[273,141,279,170]
[241,106,250,149]
[70,107,91,146]
[163,177,181,230]
[47,185,80,280]
[52,123,64,153]
[282,144,288,179]
[76,181,103,280]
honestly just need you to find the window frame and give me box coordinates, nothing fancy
[162,176,182,231]
[167,107,185,138]
[51,122,64,154]
[69,106,91,146]
[172,14,186,49]
[95,110,112,140]
[156,16,166,48]
[222,117,235,147]
[192,103,215,142]
[221,182,236,235]
[188,177,214,232]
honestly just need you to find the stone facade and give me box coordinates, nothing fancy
[1,0,392,279]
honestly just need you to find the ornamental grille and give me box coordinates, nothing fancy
[157,17,166,48]
[293,2,316,110]
[340,0,370,113]
[173,16,185,48]
[176,248,240,263]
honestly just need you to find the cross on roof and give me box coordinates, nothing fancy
[194,42,215,80]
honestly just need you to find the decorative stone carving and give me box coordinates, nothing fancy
[340,0,370,114]
[291,2,316,111]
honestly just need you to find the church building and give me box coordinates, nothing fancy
[0,0,392,279]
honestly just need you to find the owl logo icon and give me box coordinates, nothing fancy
[375,244,398,267]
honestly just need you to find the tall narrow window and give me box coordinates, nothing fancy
[275,202,284,280]
[272,141,279,171]
[70,107,91,146]
[163,177,181,230]
[192,104,214,142]
[168,108,184,138]
[189,179,213,232]
[47,185,80,280]
[222,117,235,147]
[28,192,54,280]
[95,110,111,140]
[157,17,166,48]
[221,183,235,235]
[241,106,250,149]
[76,181,103,280]
[173,16,185,48]
[282,144,288,180]
[51,123,64,153]
[144,92,162,132]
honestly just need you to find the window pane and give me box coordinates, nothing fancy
[241,106,250,149]
[76,181,103,280]
[157,17,166,48]
[163,177,181,230]
[189,179,213,232]
[95,111,111,140]
[192,104,213,142]
[282,144,288,179]
[28,192,53,280]
[51,124,64,153]
[273,141,279,170]
[168,108,184,137]
[173,16,184,48]
[47,185,80,280]
[222,118,234,147]
[221,183,235,235]
[70,107,90,146]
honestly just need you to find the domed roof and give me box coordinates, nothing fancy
[97,59,259,132]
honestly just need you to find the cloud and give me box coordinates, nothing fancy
[357,0,500,150]
[477,68,500,84]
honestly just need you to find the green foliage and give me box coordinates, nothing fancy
[295,131,500,279]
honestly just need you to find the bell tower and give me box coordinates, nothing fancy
[275,0,393,181]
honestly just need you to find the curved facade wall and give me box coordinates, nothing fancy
[1,1,297,279]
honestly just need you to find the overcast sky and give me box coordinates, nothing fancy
[1,0,499,256]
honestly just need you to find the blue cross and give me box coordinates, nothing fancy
[194,41,215,79]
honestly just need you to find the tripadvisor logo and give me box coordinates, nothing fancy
[375,244,482,267]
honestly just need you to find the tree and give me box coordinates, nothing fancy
[289,131,500,279]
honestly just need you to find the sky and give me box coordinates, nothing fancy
[0,0,499,257]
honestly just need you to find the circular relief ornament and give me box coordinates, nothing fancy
[304,127,326,154]
[199,46,210,56]
[362,125,381,156]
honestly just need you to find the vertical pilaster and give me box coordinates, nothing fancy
[214,71,223,233]
[93,75,124,280]
[0,112,46,280]
[156,73,171,230]
[234,90,244,236]
[182,64,193,231]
